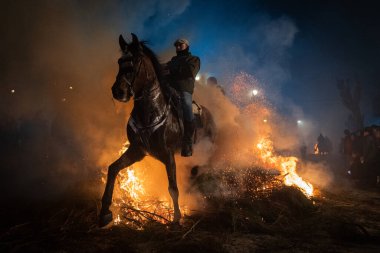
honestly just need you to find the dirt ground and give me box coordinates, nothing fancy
[1,180,379,253]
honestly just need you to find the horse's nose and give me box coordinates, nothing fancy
[112,83,120,98]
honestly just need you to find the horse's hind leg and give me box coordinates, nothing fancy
[160,151,181,223]
[99,145,145,227]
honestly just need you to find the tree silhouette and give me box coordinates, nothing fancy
[337,79,363,130]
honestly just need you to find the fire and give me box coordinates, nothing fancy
[256,137,314,197]
[314,143,319,154]
[119,168,145,199]
[103,134,313,228]
[101,140,188,227]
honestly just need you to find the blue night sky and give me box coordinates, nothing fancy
[117,0,379,111]
[125,0,380,131]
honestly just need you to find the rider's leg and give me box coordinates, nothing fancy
[181,91,195,157]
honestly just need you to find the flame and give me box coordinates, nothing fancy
[119,168,145,199]
[103,135,313,228]
[101,140,188,227]
[314,143,319,154]
[256,137,313,197]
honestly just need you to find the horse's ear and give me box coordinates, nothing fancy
[131,33,143,53]
[131,33,139,44]
[119,34,128,51]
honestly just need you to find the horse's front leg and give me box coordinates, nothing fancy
[160,151,181,223]
[99,145,145,227]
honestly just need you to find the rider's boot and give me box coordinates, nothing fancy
[181,120,195,157]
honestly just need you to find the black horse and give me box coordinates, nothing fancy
[99,33,216,227]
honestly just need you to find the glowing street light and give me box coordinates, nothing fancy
[252,89,258,96]
[297,120,303,126]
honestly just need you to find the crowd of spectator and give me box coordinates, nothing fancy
[340,125,380,186]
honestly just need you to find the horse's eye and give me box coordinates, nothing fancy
[125,66,134,72]
[133,57,142,66]
[120,60,133,69]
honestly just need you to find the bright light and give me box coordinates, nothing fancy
[69,86,73,90]
[297,120,303,125]
[263,119,267,123]
[11,89,15,94]
[195,75,200,81]
[252,89,258,96]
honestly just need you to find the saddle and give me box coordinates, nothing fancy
[165,86,203,128]
[192,101,203,128]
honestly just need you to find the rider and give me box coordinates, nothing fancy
[207,76,225,95]
[167,38,200,157]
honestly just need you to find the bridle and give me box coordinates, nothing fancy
[119,51,171,149]
[119,53,144,98]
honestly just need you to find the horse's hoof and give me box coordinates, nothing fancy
[173,212,181,224]
[168,221,182,231]
[99,210,113,228]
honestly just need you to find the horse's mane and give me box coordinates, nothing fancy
[140,42,170,99]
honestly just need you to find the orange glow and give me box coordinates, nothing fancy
[101,141,188,227]
[256,137,313,197]
[103,133,314,228]
[314,143,319,154]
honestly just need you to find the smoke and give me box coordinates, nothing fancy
[299,162,334,189]
[0,0,191,201]
[191,73,300,169]
[204,15,298,101]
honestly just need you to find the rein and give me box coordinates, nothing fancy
[122,57,143,97]
[127,57,170,149]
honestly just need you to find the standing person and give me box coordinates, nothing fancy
[207,76,225,95]
[341,129,353,174]
[349,134,359,179]
[167,38,200,157]
[343,130,352,157]
[317,134,326,155]
[362,127,377,185]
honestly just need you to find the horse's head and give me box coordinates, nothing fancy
[112,33,157,102]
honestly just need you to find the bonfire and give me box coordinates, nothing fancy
[102,134,314,228]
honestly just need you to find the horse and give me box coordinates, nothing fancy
[99,33,216,227]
